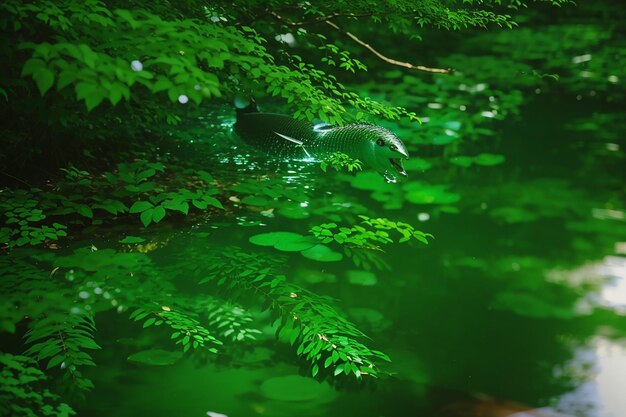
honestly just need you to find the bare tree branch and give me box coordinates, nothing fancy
[324,20,451,74]
[267,11,451,74]
[1,171,32,188]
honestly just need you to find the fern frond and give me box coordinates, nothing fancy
[24,312,99,393]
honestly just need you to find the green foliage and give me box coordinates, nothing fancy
[0,159,224,247]
[0,353,75,417]
[320,152,363,173]
[0,0,418,125]
[250,232,319,253]
[199,247,391,379]
[24,313,99,393]
[0,0,572,136]
[130,306,222,353]
[307,216,432,270]
[231,178,307,205]
[311,216,432,248]
[208,304,263,342]
[248,216,431,268]
[0,190,68,247]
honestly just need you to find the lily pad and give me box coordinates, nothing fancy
[473,153,506,166]
[300,244,343,262]
[449,156,474,168]
[119,236,145,244]
[249,232,318,252]
[346,270,378,286]
[127,349,182,366]
[249,232,301,247]
[403,183,460,205]
[260,375,334,402]
[403,158,432,172]
[295,268,337,284]
[275,236,319,252]
[348,307,390,331]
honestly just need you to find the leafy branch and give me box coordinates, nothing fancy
[24,312,99,393]
[320,152,363,173]
[323,20,451,74]
[199,247,391,379]
[269,10,451,74]
[311,215,433,249]
[130,305,223,353]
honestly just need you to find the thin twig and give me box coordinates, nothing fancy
[324,20,451,74]
[1,171,33,188]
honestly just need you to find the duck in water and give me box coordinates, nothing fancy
[233,98,409,183]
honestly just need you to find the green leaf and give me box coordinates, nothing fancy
[274,236,319,252]
[192,199,207,210]
[46,354,65,370]
[129,201,154,213]
[119,236,145,244]
[474,153,506,166]
[85,90,105,111]
[21,58,45,76]
[249,232,318,252]
[152,206,166,223]
[203,196,223,209]
[449,156,474,168]
[346,270,378,286]
[300,245,343,262]
[140,209,153,227]
[75,204,93,219]
[163,200,189,214]
[33,68,54,95]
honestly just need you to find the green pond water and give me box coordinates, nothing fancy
[5,93,622,417]
[2,9,626,417]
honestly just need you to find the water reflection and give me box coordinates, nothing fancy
[558,338,626,417]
